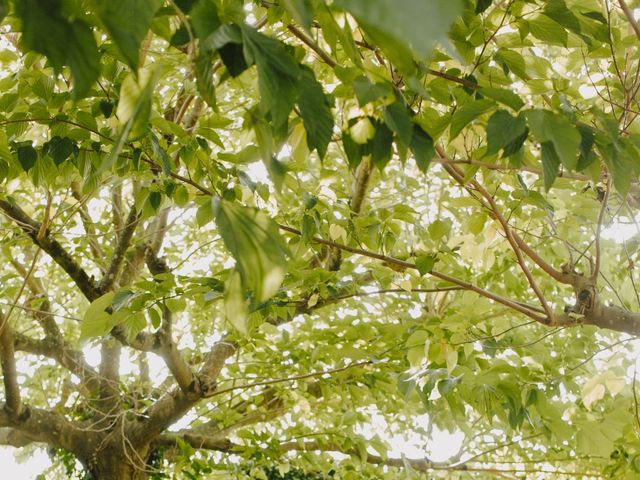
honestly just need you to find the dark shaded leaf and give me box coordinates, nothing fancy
[17,144,37,172]
[384,101,413,147]
[541,141,561,191]
[486,110,527,157]
[371,121,394,170]
[298,67,333,159]
[411,124,435,173]
[475,0,492,14]
[195,51,217,109]
[17,0,100,98]
[241,25,301,132]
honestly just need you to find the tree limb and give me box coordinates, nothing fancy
[0,311,23,420]
[278,225,547,322]
[99,205,140,293]
[619,0,640,41]
[130,340,236,446]
[0,199,100,301]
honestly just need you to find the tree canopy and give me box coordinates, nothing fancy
[1,0,640,478]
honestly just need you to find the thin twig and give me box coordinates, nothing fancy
[592,176,611,280]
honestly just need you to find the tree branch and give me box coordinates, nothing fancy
[592,176,611,281]
[98,339,121,416]
[0,199,100,301]
[619,0,640,41]
[278,225,547,322]
[70,182,106,269]
[130,340,236,446]
[0,311,24,420]
[99,205,140,293]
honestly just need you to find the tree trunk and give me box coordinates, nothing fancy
[87,457,150,480]
[82,445,153,480]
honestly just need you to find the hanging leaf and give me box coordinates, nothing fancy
[16,0,100,98]
[91,0,163,71]
[224,269,249,334]
[195,51,217,109]
[486,110,527,157]
[335,0,463,61]
[241,25,301,133]
[214,199,288,302]
[450,99,495,140]
[411,124,435,172]
[298,67,333,159]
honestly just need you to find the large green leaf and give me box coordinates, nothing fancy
[540,141,561,191]
[335,0,463,60]
[16,0,100,99]
[81,291,116,338]
[241,25,301,133]
[298,67,333,159]
[527,110,580,170]
[282,0,313,30]
[411,124,435,173]
[103,69,159,172]
[486,110,527,157]
[450,99,495,140]
[91,0,163,71]
[224,269,249,334]
[195,51,217,109]
[214,199,288,302]
[527,15,568,47]
[384,101,413,147]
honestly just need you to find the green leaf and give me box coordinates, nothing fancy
[384,102,413,147]
[415,255,436,276]
[527,15,568,47]
[282,0,313,30]
[541,141,561,191]
[241,25,301,133]
[371,121,394,170]
[195,51,217,109]
[526,110,580,170]
[410,124,435,173]
[335,0,463,60]
[16,0,100,99]
[190,0,221,40]
[17,144,37,172]
[450,99,495,140]
[201,24,242,52]
[91,0,163,71]
[494,49,527,79]
[475,0,492,14]
[486,110,527,157]
[81,291,116,338]
[104,68,159,172]
[478,88,525,111]
[352,76,392,106]
[224,269,248,334]
[42,136,76,165]
[214,199,288,302]
[298,67,333,159]
[543,0,581,34]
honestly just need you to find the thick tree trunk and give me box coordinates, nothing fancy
[89,459,149,480]
[81,445,152,480]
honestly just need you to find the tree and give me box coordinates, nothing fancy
[1,0,640,477]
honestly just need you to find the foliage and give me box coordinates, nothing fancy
[0,0,639,479]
